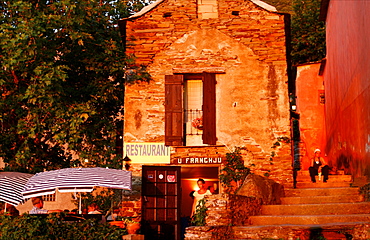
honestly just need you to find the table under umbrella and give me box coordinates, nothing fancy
[22,167,132,213]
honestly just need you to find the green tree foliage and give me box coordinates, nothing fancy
[77,188,123,215]
[0,0,150,173]
[291,0,326,65]
[264,0,293,14]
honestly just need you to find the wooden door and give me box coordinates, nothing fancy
[142,166,181,240]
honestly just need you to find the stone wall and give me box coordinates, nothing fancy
[239,138,293,187]
[121,164,142,217]
[124,0,288,65]
[121,199,141,218]
[184,226,228,240]
[205,194,262,226]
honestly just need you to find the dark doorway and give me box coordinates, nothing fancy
[181,167,219,218]
[142,166,181,240]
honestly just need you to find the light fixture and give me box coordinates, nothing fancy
[289,93,297,112]
[123,155,132,170]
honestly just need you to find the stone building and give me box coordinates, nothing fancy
[118,0,292,238]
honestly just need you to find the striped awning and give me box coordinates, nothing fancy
[0,172,33,206]
[22,167,132,199]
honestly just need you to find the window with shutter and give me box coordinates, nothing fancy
[202,73,216,145]
[165,73,216,146]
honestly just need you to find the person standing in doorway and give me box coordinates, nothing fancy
[309,149,329,183]
[191,178,212,217]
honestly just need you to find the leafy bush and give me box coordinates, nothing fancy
[219,148,250,194]
[191,198,207,226]
[0,213,126,240]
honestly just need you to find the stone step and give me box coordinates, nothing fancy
[297,174,352,182]
[283,182,351,189]
[232,222,370,240]
[284,187,359,197]
[261,202,370,215]
[297,170,346,176]
[281,194,364,204]
[295,181,350,188]
[239,173,369,238]
[249,214,370,225]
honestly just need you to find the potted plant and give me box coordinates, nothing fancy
[109,216,125,228]
[124,218,141,234]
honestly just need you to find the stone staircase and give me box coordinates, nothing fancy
[238,171,370,239]
[184,172,370,239]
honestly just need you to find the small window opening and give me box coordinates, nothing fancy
[232,11,239,16]
[43,194,56,202]
[319,91,325,104]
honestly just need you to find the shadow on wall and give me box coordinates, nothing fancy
[336,154,370,178]
[309,228,324,240]
[364,165,370,179]
[309,227,352,239]
[337,154,351,174]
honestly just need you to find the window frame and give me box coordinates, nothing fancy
[165,73,216,146]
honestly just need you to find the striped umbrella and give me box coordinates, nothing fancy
[0,172,33,207]
[22,167,132,213]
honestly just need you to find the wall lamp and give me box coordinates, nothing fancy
[123,155,132,171]
[289,93,297,112]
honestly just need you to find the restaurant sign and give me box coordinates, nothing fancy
[124,142,170,164]
[172,157,224,165]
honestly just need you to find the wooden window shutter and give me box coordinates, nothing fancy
[165,75,184,146]
[202,73,216,145]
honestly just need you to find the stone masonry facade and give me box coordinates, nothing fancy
[121,0,293,187]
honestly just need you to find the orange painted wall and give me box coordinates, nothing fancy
[323,0,370,177]
[296,63,327,170]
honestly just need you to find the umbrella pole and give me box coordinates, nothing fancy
[79,194,82,214]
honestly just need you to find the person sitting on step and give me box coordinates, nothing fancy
[309,149,329,183]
